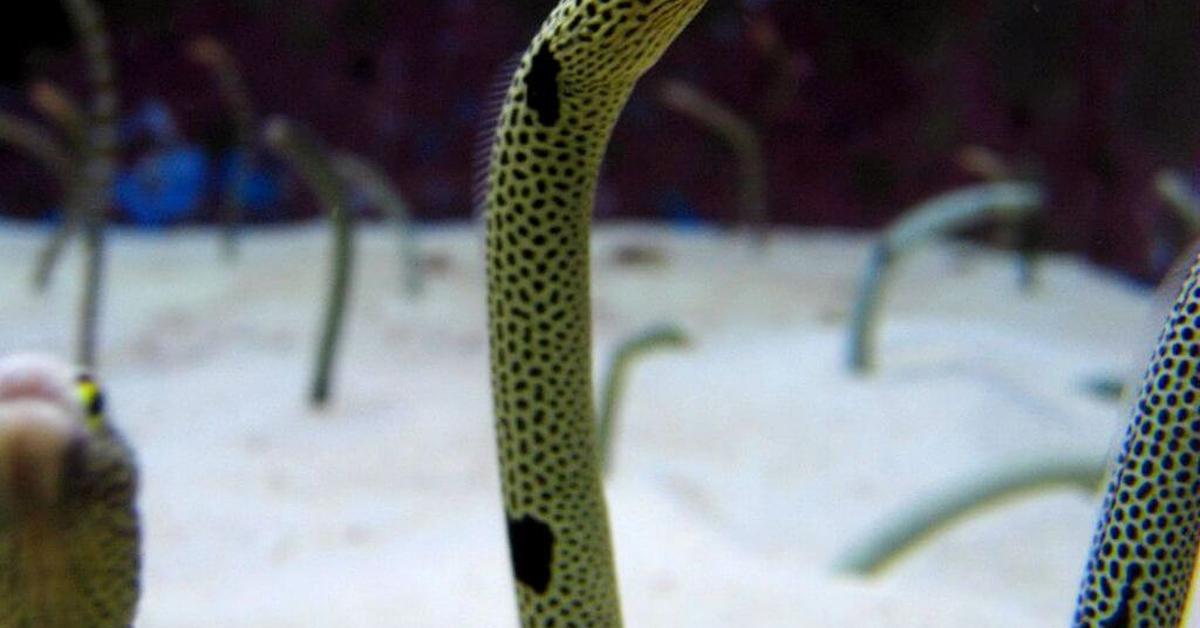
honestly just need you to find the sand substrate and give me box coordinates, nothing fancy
[0,221,1170,626]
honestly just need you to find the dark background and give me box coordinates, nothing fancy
[1,0,1198,280]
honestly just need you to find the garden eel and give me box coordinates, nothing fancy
[29,81,88,293]
[847,181,1043,372]
[29,82,88,151]
[188,37,256,260]
[0,114,72,184]
[596,323,689,476]
[263,116,356,407]
[1073,253,1200,626]
[63,0,119,370]
[483,0,706,624]
[657,79,767,246]
[331,152,424,297]
[0,354,140,627]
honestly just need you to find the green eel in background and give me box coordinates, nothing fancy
[836,457,1105,577]
[848,181,1043,373]
[0,113,72,186]
[596,323,689,477]
[188,37,257,261]
[29,82,88,293]
[0,354,140,627]
[332,151,424,297]
[263,116,357,408]
[61,0,120,371]
[1073,254,1200,626]
[482,0,706,624]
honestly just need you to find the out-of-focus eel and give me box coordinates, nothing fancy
[62,0,119,370]
[481,0,706,625]
[0,354,139,627]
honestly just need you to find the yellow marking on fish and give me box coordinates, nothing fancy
[75,374,105,433]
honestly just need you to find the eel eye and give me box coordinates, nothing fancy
[75,373,105,433]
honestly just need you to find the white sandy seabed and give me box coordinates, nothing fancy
[0,220,1184,626]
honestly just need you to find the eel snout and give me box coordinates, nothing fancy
[0,355,85,510]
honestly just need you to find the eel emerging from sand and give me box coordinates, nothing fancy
[1073,254,1200,626]
[62,0,119,370]
[0,355,139,627]
[482,0,706,624]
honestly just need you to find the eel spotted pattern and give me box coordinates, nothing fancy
[1073,254,1200,626]
[483,0,706,625]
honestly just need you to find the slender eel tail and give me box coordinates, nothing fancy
[1072,251,1200,626]
[836,457,1104,577]
[29,82,88,150]
[332,152,423,297]
[0,112,76,292]
[658,79,767,247]
[0,114,72,183]
[29,81,89,293]
[188,37,257,261]
[597,324,689,476]
[847,181,1043,373]
[483,1,706,625]
[263,117,356,407]
[62,0,119,371]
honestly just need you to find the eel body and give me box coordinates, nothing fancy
[263,117,357,407]
[332,152,424,297]
[62,0,119,370]
[483,1,706,625]
[1073,253,1200,626]
[188,37,256,259]
[596,323,689,476]
[0,355,139,627]
[847,181,1043,372]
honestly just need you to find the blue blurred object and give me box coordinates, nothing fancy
[660,189,705,229]
[216,149,283,217]
[115,145,208,227]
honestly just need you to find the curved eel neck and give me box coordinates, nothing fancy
[484,2,706,624]
[484,42,628,628]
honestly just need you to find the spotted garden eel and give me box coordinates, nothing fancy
[0,354,140,627]
[1072,254,1200,626]
[483,1,706,624]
